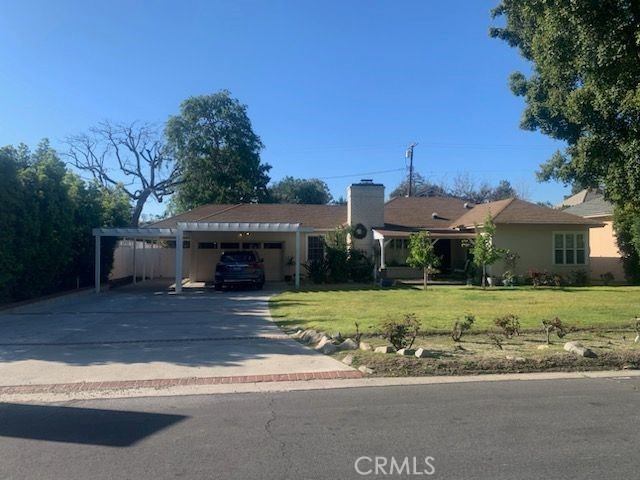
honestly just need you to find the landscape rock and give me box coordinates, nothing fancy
[301,329,320,344]
[414,348,429,358]
[342,354,354,366]
[564,341,597,358]
[291,329,303,339]
[374,346,396,354]
[397,348,416,356]
[332,331,342,341]
[537,345,550,350]
[318,343,337,355]
[359,341,373,351]
[358,365,375,375]
[315,336,335,350]
[337,338,358,351]
[515,357,526,363]
[635,334,639,343]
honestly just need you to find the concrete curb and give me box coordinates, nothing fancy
[4,369,639,404]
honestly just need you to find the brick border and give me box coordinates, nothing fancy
[0,370,363,395]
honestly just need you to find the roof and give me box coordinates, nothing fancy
[452,198,603,228]
[384,196,471,229]
[555,188,602,208]
[151,203,347,230]
[563,196,613,218]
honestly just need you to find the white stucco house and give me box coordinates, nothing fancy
[94,180,603,292]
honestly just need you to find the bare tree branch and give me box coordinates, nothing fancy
[64,121,182,226]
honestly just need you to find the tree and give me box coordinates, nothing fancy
[450,173,517,203]
[389,172,448,198]
[466,213,505,288]
[66,121,179,227]
[406,231,441,290]
[166,90,271,211]
[269,176,332,204]
[491,1,640,275]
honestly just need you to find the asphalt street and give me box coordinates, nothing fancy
[0,376,638,480]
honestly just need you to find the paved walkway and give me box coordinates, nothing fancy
[0,281,355,393]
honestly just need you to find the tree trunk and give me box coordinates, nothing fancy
[130,189,152,227]
[482,264,486,288]
[423,267,428,290]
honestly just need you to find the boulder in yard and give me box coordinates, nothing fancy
[414,348,429,358]
[315,336,335,350]
[374,346,396,354]
[564,341,597,358]
[301,329,320,344]
[319,342,337,355]
[397,348,416,356]
[537,345,550,350]
[291,329,303,339]
[359,341,373,351]
[342,354,354,366]
[338,338,358,351]
[358,365,375,375]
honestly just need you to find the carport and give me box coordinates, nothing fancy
[93,222,312,293]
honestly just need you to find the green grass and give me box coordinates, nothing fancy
[270,285,640,335]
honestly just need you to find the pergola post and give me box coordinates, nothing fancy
[295,230,301,289]
[94,234,101,293]
[132,238,137,284]
[142,239,146,282]
[379,237,386,269]
[175,229,184,293]
[150,239,156,280]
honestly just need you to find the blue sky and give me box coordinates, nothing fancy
[0,0,570,216]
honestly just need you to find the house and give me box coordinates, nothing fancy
[563,193,624,281]
[95,180,603,292]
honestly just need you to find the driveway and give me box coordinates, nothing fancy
[0,282,353,387]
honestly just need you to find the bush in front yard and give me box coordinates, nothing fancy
[451,314,475,342]
[380,313,420,350]
[494,314,521,338]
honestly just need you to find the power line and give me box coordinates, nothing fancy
[318,167,405,180]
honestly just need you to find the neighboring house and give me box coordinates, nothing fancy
[564,194,624,282]
[555,188,602,209]
[96,180,602,292]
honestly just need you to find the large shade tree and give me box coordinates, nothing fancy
[166,90,271,211]
[490,0,640,279]
[268,176,333,204]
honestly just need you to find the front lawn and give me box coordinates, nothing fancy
[270,285,640,335]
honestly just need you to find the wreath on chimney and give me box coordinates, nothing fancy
[352,223,368,239]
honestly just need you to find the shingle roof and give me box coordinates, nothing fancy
[555,188,602,208]
[150,203,347,229]
[563,196,613,218]
[452,198,602,228]
[383,196,471,229]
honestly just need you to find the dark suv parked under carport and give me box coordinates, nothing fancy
[214,251,265,290]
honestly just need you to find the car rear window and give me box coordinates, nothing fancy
[220,252,256,263]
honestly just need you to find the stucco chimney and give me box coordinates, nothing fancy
[347,180,385,255]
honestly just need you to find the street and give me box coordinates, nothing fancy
[0,376,638,479]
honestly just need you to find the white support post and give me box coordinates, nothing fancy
[175,230,184,293]
[94,234,101,293]
[379,237,386,269]
[150,239,155,280]
[142,239,146,282]
[295,230,301,289]
[132,238,137,284]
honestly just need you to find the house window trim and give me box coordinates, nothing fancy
[307,235,325,263]
[552,231,589,266]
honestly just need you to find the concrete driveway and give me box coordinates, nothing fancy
[0,282,353,387]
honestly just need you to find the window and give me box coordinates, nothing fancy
[242,242,261,249]
[166,240,190,249]
[307,236,324,262]
[220,242,240,250]
[554,232,586,265]
[263,242,283,249]
[390,239,409,250]
[198,242,218,249]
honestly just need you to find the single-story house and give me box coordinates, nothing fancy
[564,193,624,281]
[95,180,603,292]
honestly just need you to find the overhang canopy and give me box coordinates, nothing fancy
[177,222,313,233]
[92,227,177,238]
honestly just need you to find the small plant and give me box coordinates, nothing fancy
[502,270,516,287]
[380,313,420,350]
[504,250,520,273]
[568,269,589,286]
[542,317,567,344]
[451,314,475,342]
[354,321,362,344]
[488,334,503,350]
[304,259,328,284]
[634,317,640,343]
[600,272,615,286]
[494,314,520,338]
[552,273,563,287]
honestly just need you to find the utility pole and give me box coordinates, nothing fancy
[406,143,417,197]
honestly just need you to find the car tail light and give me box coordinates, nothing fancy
[249,262,262,269]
